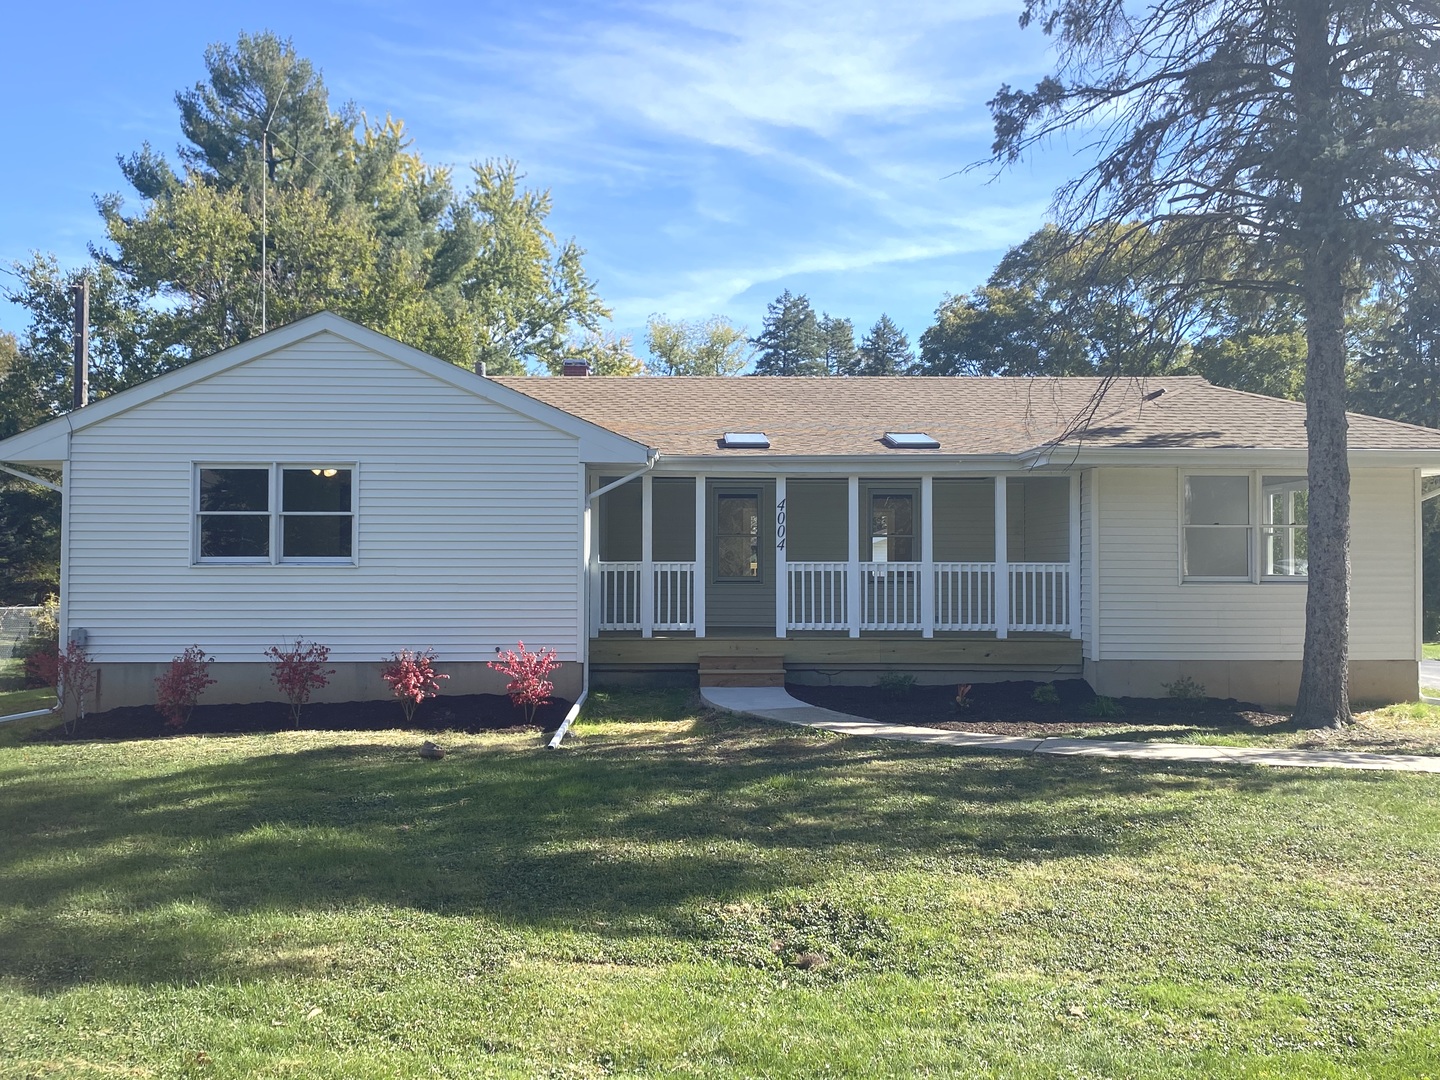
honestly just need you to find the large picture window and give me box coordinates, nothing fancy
[196,465,354,564]
[1182,472,1308,583]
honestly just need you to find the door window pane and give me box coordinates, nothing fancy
[870,493,915,562]
[716,494,759,578]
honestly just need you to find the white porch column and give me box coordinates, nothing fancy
[641,473,654,638]
[921,475,935,638]
[775,476,788,638]
[994,474,1009,639]
[586,475,600,638]
[848,475,862,638]
[693,476,706,638]
[1068,473,1081,640]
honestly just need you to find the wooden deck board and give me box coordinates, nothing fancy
[591,634,1082,669]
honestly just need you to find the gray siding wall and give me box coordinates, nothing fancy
[598,477,697,562]
[1008,476,1070,561]
[787,480,848,561]
[934,478,995,561]
[706,479,776,629]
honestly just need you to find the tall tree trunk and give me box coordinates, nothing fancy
[1296,243,1352,727]
[1292,0,1352,727]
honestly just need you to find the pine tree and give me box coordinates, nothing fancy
[819,314,859,375]
[750,290,827,376]
[855,315,916,376]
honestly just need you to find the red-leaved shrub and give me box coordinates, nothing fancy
[155,646,217,729]
[380,648,449,724]
[27,642,97,735]
[264,640,333,727]
[488,641,558,724]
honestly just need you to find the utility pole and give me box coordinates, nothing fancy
[70,277,89,410]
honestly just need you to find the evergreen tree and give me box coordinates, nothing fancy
[855,314,916,376]
[750,290,827,376]
[819,314,859,376]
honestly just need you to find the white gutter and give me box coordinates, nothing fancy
[548,448,661,750]
[0,705,56,726]
[0,464,61,493]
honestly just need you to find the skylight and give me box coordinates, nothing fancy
[883,432,940,449]
[721,432,771,449]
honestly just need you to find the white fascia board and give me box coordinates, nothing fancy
[0,425,71,466]
[1040,445,1440,470]
[0,311,650,468]
[650,454,1022,476]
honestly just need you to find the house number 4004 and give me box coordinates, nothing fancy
[776,498,786,550]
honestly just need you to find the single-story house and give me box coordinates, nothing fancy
[1,311,1437,711]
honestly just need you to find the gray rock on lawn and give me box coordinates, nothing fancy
[419,740,447,760]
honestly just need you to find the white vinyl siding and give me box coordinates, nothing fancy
[1093,466,1416,662]
[64,331,586,663]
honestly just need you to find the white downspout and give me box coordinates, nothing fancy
[548,449,660,749]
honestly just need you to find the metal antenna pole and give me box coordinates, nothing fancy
[261,126,268,333]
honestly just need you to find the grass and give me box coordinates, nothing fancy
[1422,642,1440,660]
[0,657,52,717]
[1043,701,1440,755]
[3,687,1440,1077]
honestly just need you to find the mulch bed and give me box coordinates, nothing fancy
[786,679,1287,737]
[29,694,571,742]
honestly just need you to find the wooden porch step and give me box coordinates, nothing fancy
[698,653,788,687]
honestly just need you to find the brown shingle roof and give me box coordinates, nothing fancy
[491,375,1440,457]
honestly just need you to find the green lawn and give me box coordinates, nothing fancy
[1021,701,1440,754]
[0,657,52,717]
[3,689,1440,1078]
[1423,642,1440,660]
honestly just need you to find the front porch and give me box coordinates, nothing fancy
[589,472,1081,642]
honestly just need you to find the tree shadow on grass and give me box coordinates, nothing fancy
[0,723,1305,991]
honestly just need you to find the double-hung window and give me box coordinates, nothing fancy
[1182,472,1308,583]
[196,465,355,564]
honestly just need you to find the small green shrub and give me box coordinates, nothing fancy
[1163,675,1208,702]
[1082,695,1126,719]
[1031,682,1060,704]
[878,672,917,699]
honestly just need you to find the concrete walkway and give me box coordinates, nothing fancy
[700,687,1440,774]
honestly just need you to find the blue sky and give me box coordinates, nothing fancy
[0,0,1074,358]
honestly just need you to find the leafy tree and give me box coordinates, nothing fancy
[854,314,916,376]
[644,315,752,376]
[987,0,1440,726]
[750,290,827,376]
[819,314,859,376]
[98,33,614,375]
[919,224,1312,398]
[556,330,644,376]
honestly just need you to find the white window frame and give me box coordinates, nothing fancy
[1178,470,1307,585]
[193,462,358,566]
[1259,475,1309,582]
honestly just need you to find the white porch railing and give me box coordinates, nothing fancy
[1009,562,1071,632]
[787,562,848,630]
[598,562,696,631]
[934,562,997,631]
[652,562,696,631]
[860,562,924,630]
[603,559,1071,634]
